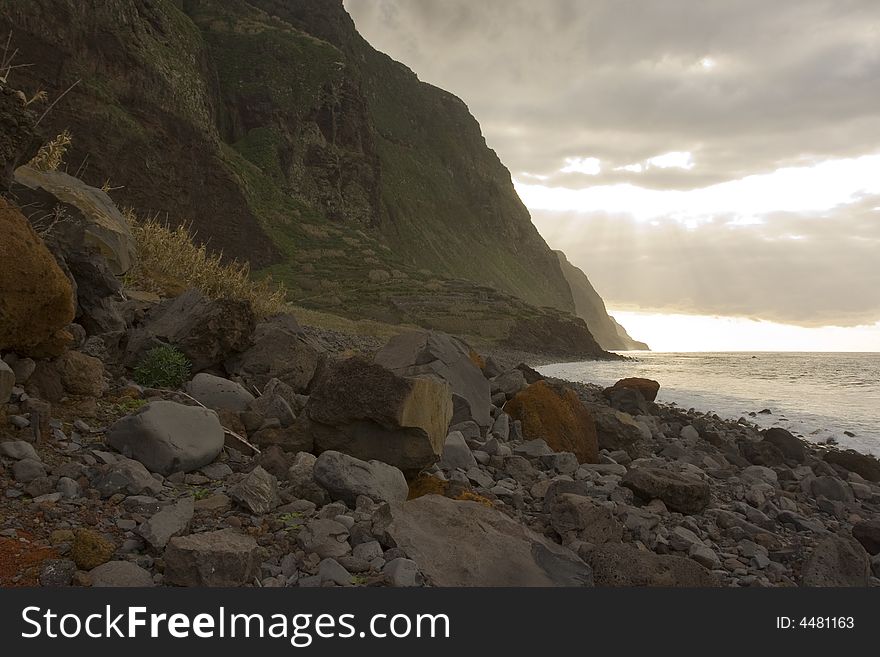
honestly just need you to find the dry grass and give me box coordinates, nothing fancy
[27,129,72,171]
[124,210,288,318]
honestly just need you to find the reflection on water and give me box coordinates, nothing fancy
[539,352,880,456]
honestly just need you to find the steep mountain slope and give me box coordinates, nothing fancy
[555,251,649,351]
[1,0,634,357]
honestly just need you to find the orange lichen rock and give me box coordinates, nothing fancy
[505,380,599,463]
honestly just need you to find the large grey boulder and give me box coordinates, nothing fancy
[314,451,408,506]
[591,543,720,587]
[225,315,320,393]
[296,357,453,476]
[185,373,255,412]
[621,467,711,514]
[297,519,351,559]
[125,289,255,372]
[375,331,491,429]
[106,401,224,476]
[164,529,259,587]
[802,535,871,587]
[490,369,527,399]
[248,378,296,427]
[380,495,593,586]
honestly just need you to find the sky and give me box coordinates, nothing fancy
[344,0,880,351]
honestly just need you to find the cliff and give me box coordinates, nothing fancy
[555,251,649,351]
[0,0,636,358]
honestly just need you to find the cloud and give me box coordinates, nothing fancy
[344,0,880,327]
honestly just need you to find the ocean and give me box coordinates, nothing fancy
[539,352,880,456]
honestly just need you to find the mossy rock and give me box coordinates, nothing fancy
[505,381,599,464]
[71,529,115,570]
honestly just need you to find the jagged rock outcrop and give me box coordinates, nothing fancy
[555,251,648,351]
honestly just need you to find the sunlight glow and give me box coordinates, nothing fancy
[560,156,601,175]
[646,151,695,170]
[610,310,880,352]
[515,153,880,223]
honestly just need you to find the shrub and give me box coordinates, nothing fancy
[133,345,191,389]
[27,130,72,171]
[124,210,288,318]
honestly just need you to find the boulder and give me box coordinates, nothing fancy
[92,456,163,498]
[14,166,137,275]
[375,331,491,428]
[164,529,260,587]
[801,535,870,587]
[287,452,330,505]
[248,378,296,426]
[762,427,807,463]
[621,467,710,514]
[185,373,255,412]
[809,475,854,503]
[298,357,452,476]
[126,288,255,372]
[549,493,623,545]
[591,406,650,455]
[0,440,39,461]
[438,431,478,472]
[591,544,719,587]
[225,315,320,393]
[606,377,660,402]
[823,449,880,483]
[504,380,599,463]
[228,466,280,514]
[71,529,115,570]
[490,369,527,399]
[852,520,880,556]
[602,386,649,415]
[297,519,351,559]
[106,401,224,475]
[380,495,593,586]
[89,561,154,587]
[314,451,408,506]
[0,197,75,357]
[738,439,786,467]
[55,350,107,397]
[137,497,194,549]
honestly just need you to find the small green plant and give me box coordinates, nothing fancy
[279,512,303,530]
[192,487,212,501]
[133,346,191,389]
[111,397,147,415]
[350,575,369,586]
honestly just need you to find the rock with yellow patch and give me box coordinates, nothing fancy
[0,198,75,357]
[297,357,452,476]
[504,381,599,463]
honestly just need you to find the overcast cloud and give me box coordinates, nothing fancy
[344,0,880,327]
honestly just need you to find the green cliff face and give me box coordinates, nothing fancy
[2,0,619,357]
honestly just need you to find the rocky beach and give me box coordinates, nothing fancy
[1,0,878,592]
[1,226,879,586]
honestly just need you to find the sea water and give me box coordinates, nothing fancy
[539,352,880,456]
